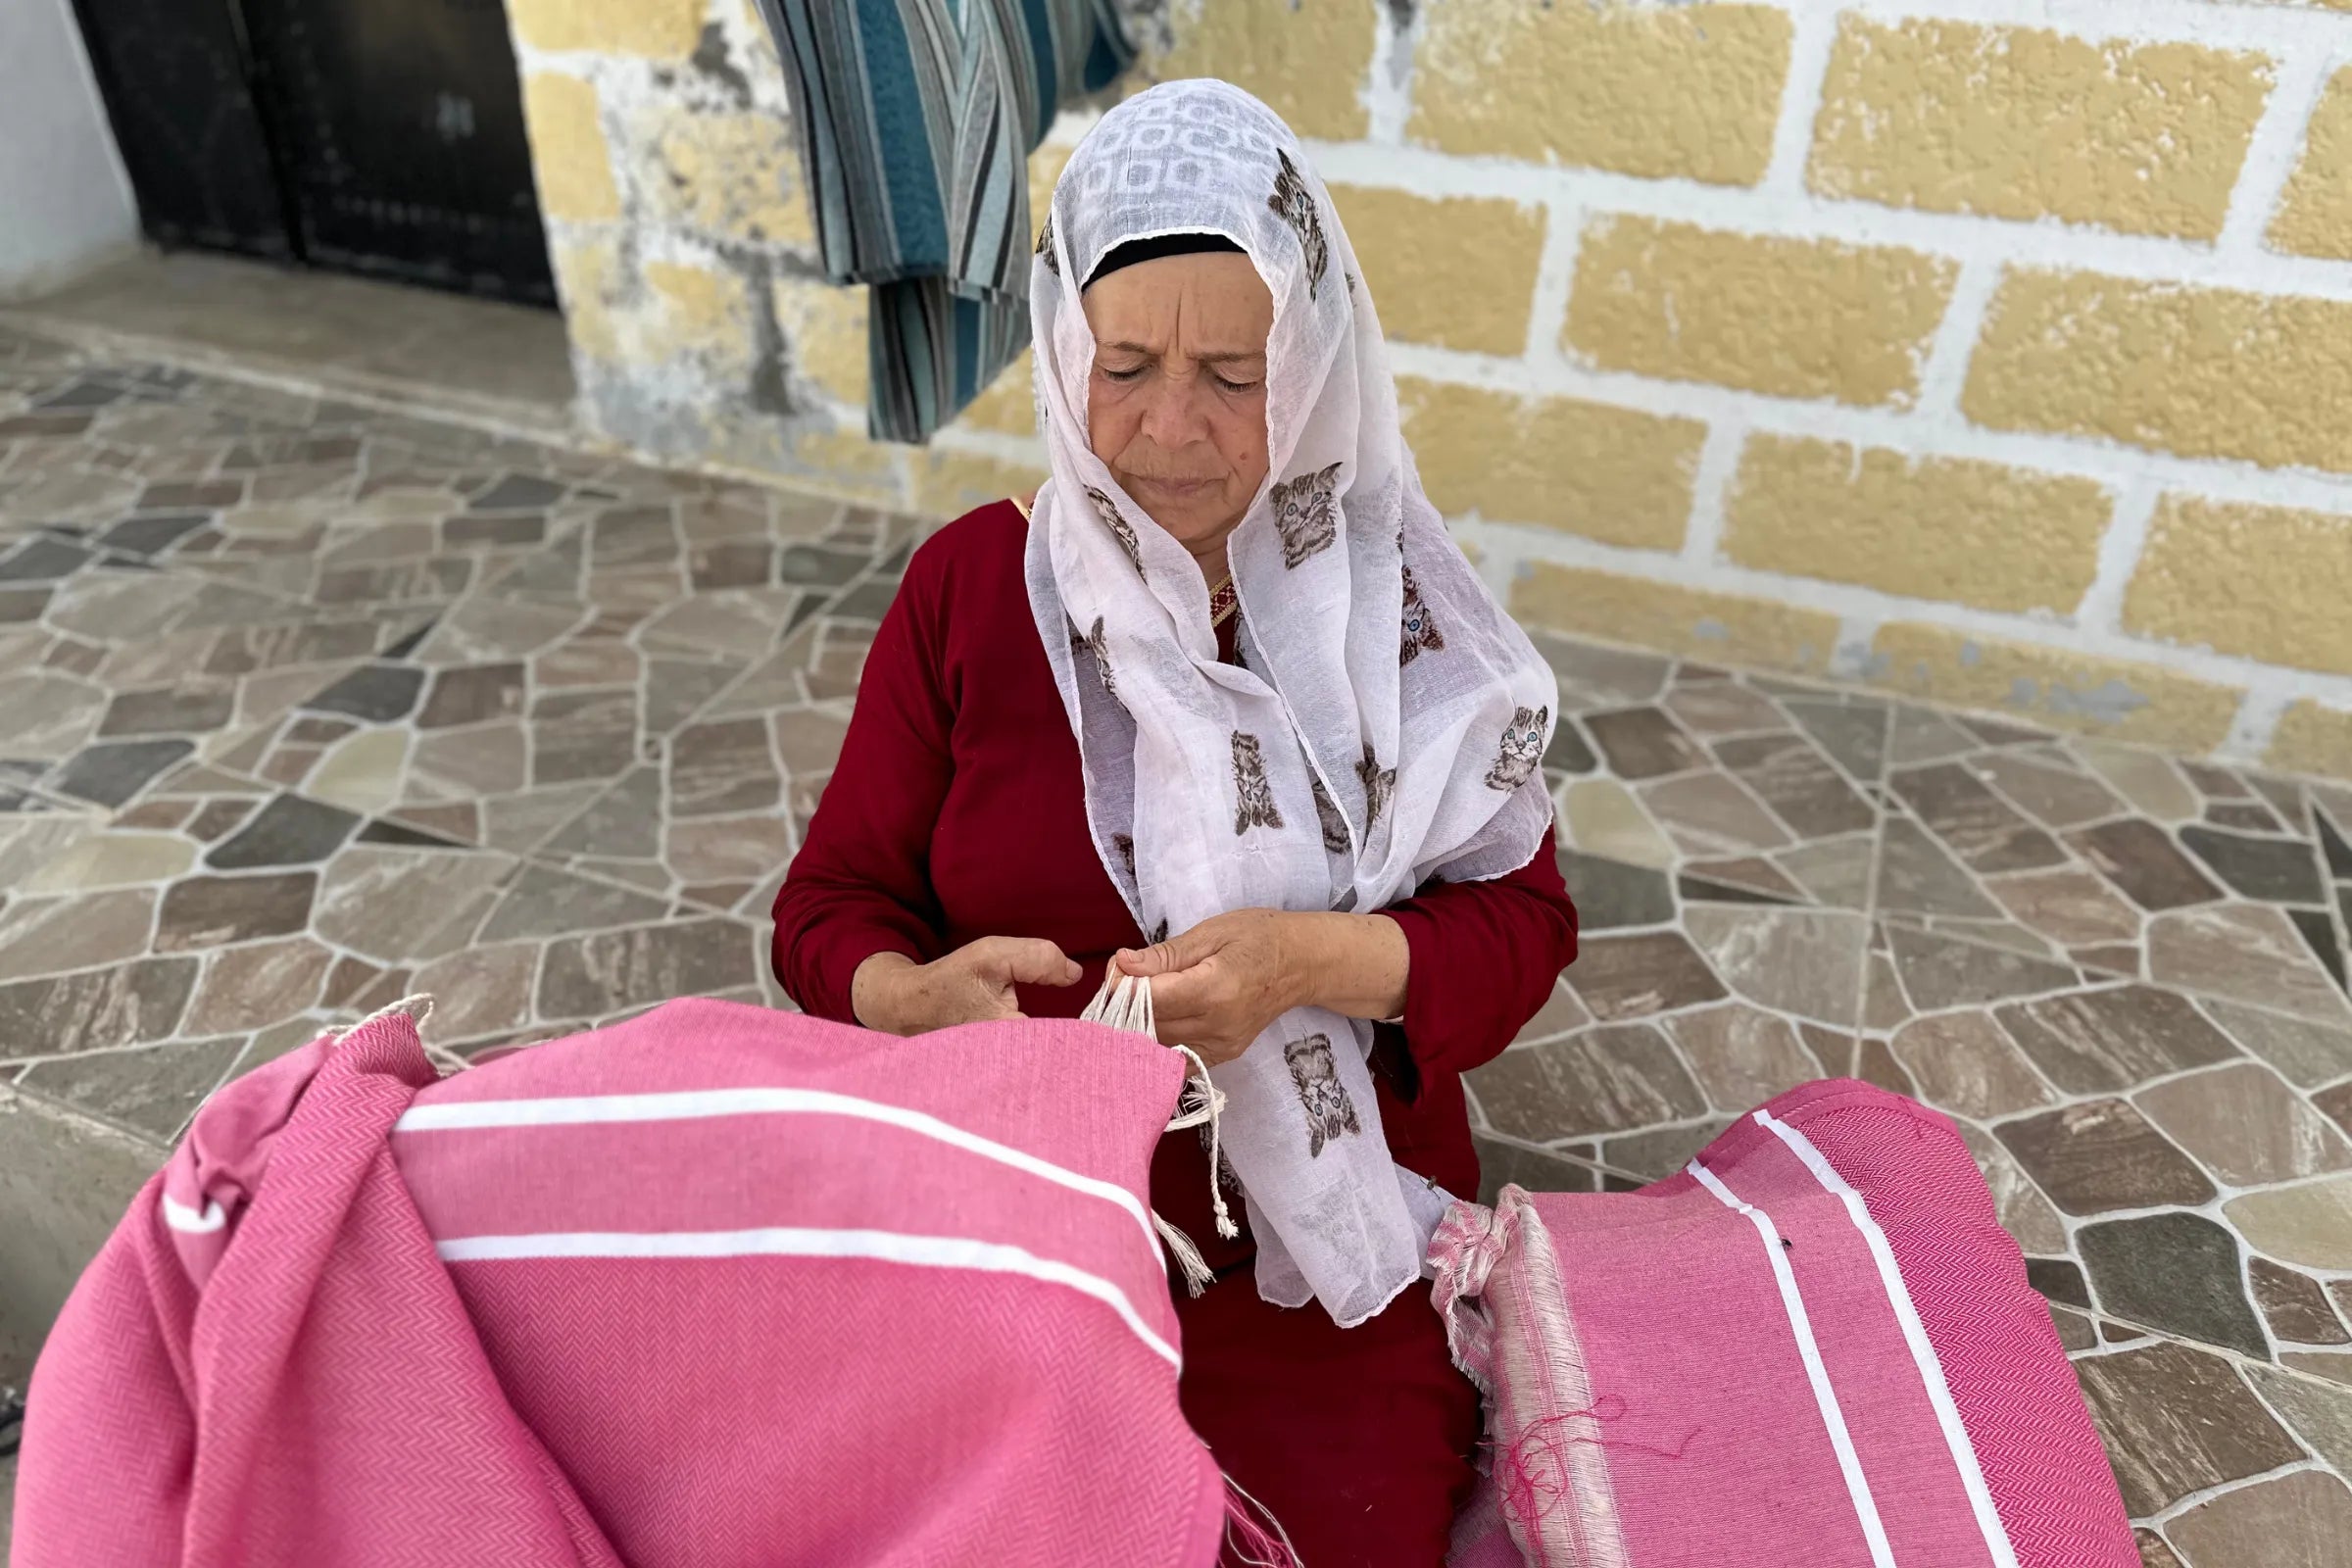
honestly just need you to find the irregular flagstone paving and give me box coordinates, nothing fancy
[4,324,2352,1553]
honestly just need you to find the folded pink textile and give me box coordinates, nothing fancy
[1435,1079,2136,1568]
[14,998,1229,1568]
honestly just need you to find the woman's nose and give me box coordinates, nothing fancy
[1138,377,1210,448]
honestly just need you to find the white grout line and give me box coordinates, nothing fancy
[1679,418,1749,567]
[2221,687,2297,765]
[1763,0,1845,196]
[1299,139,2352,304]
[1360,0,1419,147]
[1911,256,2003,421]
[1481,513,2352,710]
[1382,338,2352,515]
[1841,0,2352,53]
[2218,45,2345,257]
[2141,1460,2332,1530]
[2072,475,2161,636]
[1520,196,1587,370]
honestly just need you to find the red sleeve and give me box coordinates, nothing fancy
[1381,822,1577,1080]
[769,544,956,1023]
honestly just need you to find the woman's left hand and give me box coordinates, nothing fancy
[1111,910,1302,1066]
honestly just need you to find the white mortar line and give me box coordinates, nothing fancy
[1520,197,1587,369]
[1680,418,1749,567]
[1300,140,2352,303]
[2219,44,2348,256]
[1384,339,2352,514]
[2221,687,2297,764]
[1763,0,1844,195]
[1487,517,2352,709]
[1911,257,2002,421]
[1843,0,2352,54]
[1361,0,1418,146]
[2072,476,2160,636]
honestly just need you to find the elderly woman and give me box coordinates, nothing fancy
[773,80,1576,1565]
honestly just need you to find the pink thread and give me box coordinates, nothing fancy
[1220,1473,1300,1567]
[1494,1396,1697,1532]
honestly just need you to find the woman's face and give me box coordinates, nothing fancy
[1081,251,1273,563]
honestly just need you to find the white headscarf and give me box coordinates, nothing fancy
[1025,79,1561,1327]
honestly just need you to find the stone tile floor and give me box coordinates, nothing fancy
[2,323,2351,1562]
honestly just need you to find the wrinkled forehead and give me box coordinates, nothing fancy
[1054,80,1297,284]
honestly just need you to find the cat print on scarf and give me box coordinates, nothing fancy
[1112,833,1136,880]
[1036,209,1058,274]
[1310,773,1349,853]
[1356,743,1396,828]
[1232,732,1284,833]
[1085,485,1144,576]
[1267,148,1329,299]
[1485,705,1548,792]
[1269,462,1341,568]
[1069,615,1120,707]
[1399,563,1445,665]
[1284,1035,1362,1157]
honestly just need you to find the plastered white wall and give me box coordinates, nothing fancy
[0,0,139,299]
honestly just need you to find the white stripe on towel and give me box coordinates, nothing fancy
[1754,1109,2020,1568]
[395,1087,1159,1257]
[435,1225,1180,1369]
[1689,1159,1898,1568]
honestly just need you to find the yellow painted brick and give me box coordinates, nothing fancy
[1397,376,1703,551]
[1330,186,1544,355]
[1808,19,2270,240]
[2271,67,2352,261]
[1565,217,1957,407]
[1725,435,2111,613]
[642,260,751,376]
[1151,0,1374,141]
[1964,269,2352,474]
[1409,0,1791,185]
[521,74,620,223]
[1866,622,2242,750]
[1511,564,1842,675]
[550,234,625,362]
[510,0,703,57]
[956,349,1037,436]
[909,448,1048,519]
[646,108,811,247]
[2267,701,2352,781]
[2123,494,2352,675]
[769,276,867,407]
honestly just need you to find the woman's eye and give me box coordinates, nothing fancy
[1100,364,1146,383]
[1215,374,1261,394]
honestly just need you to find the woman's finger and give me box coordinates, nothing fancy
[1112,920,1222,978]
[985,937,1082,988]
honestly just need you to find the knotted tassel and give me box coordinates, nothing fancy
[1081,971,1243,1288]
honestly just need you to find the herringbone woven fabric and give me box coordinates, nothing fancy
[1431,1080,2137,1568]
[14,1000,1229,1568]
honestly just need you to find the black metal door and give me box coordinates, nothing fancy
[70,0,554,306]
[68,0,296,261]
[237,0,555,304]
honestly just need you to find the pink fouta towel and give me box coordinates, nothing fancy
[1432,1079,2136,1568]
[14,998,1230,1568]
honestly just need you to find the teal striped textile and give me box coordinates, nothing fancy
[754,0,1134,443]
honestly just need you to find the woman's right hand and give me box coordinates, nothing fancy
[850,939,1081,1036]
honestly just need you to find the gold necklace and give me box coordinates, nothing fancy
[1208,574,1239,627]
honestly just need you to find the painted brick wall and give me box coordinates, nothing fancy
[504,0,2352,782]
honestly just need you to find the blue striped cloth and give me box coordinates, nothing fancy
[755,0,1134,443]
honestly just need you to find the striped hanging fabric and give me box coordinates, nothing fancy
[754,0,1137,443]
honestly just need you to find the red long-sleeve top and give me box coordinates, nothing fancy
[771,500,1577,1272]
